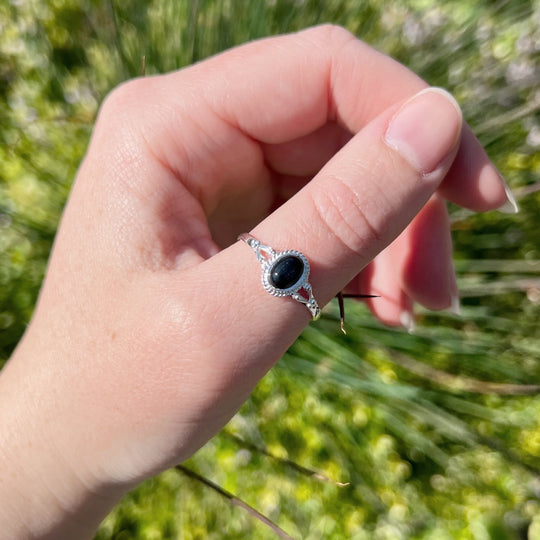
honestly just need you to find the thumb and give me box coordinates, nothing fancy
[194,87,462,372]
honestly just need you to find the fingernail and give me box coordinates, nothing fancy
[449,293,461,315]
[497,181,519,214]
[400,310,416,334]
[448,262,461,315]
[385,87,463,176]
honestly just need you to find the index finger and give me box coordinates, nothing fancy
[154,24,506,211]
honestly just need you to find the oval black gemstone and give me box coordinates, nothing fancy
[270,256,305,290]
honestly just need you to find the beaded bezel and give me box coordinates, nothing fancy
[238,233,320,320]
[261,250,311,297]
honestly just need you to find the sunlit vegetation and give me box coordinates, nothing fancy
[1,1,539,538]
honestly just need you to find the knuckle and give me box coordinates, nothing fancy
[92,78,164,168]
[306,23,355,45]
[96,77,162,140]
[100,77,152,117]
[310,175,382,257]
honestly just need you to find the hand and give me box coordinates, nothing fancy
[0,25,512,539]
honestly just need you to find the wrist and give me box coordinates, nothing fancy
[0,337,123,539]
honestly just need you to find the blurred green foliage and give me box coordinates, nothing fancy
[1,0,540,538]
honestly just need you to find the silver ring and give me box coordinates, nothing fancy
[238,233,320,320]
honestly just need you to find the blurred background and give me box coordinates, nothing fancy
[1,0,540,538]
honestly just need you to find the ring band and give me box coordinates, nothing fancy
[238,233,320,320]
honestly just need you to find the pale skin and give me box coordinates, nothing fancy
[0,26,516,538]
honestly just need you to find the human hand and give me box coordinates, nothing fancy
[0,25,514,538]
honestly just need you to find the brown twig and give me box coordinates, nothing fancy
[338,293,379,334]
[224,432,350,487]
[388,352,540,395]
[141,55,146,76]
[175,465,295,539]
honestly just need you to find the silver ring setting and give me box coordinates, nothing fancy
[239,233,320,320]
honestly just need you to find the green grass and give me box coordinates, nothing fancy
[1,0,539,538]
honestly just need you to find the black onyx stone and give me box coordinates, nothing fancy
[270,256,304,290]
